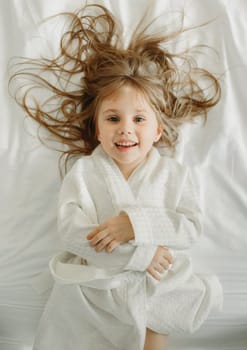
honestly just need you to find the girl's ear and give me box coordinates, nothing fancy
[154,125,163,143]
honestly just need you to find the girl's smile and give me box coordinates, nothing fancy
[114,140,139,151]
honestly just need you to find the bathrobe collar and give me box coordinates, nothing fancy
[91,145,161,212]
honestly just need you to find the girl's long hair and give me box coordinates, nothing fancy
[9,3,221,171]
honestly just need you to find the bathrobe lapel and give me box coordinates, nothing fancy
[92,145,136,212]
[92,145,160,211]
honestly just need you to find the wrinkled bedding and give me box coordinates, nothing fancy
[0,0,247,349]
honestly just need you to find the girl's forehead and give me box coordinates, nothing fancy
[99,84,153,109]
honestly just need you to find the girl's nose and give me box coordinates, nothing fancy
[117,121,133,135]
[118,129,132,135]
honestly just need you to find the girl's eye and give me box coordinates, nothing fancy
[135,116,145,123]
[107,116,119,122]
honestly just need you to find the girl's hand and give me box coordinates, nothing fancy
[87,214,134,253]
[147,246,173,281]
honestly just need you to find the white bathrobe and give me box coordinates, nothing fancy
[33,145,223,350]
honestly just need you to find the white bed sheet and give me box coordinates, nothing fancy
[0,0,247,349]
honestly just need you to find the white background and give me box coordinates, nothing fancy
[0,0,247,349]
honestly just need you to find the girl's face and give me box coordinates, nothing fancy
[96,84,162,179]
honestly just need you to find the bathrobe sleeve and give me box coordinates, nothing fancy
[57,160,157,271]
[122,168,202,250]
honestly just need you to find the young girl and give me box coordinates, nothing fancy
[10,3,223,350]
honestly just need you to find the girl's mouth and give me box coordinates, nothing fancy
[115,142,138,149]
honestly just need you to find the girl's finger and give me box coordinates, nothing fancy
[106,240,119,253]
[155,264,165,273]
[160,260,170,270]
[89,229,109,246]
[95,235,113,252]
[87,224,107,239]
[87,228,100,240]
[148,268,161,281]
[163,249,173,265]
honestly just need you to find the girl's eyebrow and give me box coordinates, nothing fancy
[135,109,148,113]
[102,108,148,115]
[102,109,120,115]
